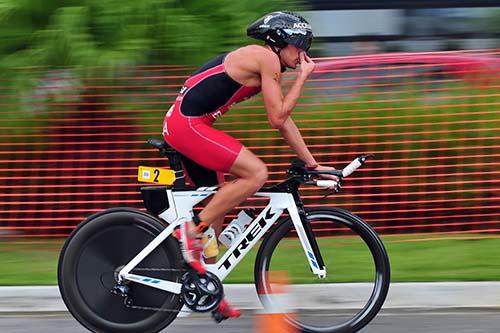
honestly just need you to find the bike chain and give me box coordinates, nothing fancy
[115,267,191,313]
[132,267,187,272]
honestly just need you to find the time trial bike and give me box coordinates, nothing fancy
[58,138,391,333]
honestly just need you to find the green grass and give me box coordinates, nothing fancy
[1,234,499,286]
[0,243,60,285]
[382,235,500,282]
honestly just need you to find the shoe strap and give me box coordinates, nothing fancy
[193,215,209,233]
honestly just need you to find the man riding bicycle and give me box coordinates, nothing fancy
[162,11,336,322]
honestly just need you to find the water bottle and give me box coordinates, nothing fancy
[219,209,255,247]
[201,226,219,258]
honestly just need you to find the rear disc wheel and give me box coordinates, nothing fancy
[58,208,183,333]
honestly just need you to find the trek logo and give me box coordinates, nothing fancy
[218,209,277,270]
[293,22,311,30]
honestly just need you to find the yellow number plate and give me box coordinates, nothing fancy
[137,166,175,185]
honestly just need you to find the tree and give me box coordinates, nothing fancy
[0,0,295,134]
[0,0,294,69]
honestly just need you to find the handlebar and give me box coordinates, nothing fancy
[288,154,374,190]
[340,154,374,177]
[308,180,339,188]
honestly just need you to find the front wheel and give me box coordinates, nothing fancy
[254,207,390,333]
[58,208,183,333]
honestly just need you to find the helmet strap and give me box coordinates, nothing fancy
[266,44,281,56]
[267,44,287,72]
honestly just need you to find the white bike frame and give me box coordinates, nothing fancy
[117,187,326,295]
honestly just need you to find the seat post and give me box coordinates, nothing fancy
[164,148,186,189]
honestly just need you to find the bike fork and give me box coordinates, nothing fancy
[288,203,327,279]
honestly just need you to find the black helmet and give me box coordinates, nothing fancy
[247,11,313,52]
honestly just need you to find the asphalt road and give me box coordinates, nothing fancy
[1,309,499,333]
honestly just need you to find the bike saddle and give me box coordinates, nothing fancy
[148,138,170,151]
[148,138,181,157]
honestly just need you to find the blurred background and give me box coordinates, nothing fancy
[0,0,498,289]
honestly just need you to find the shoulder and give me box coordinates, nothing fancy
[232,45,280,72]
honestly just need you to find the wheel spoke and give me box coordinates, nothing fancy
[255,208,390,333]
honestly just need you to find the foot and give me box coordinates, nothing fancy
[174,222,206,274]
[211,298,241,323]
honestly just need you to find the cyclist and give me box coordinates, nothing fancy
[162,11,336,321]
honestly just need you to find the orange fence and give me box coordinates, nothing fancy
[0,49,499,245]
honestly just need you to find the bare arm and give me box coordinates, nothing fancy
[279,117,338,181]
[279,117,339,181]
[260,52,314,129]
[258,50,337,179]
[279,117,317,167]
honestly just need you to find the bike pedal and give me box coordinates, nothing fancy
[211,311,228,323]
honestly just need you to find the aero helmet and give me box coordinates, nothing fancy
[247,11,313,52]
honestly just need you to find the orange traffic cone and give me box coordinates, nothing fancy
[255,271,298,333]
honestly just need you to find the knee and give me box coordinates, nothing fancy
[251,164,268,188]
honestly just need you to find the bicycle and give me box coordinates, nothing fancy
[58,138,391,333]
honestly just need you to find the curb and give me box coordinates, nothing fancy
[1,282,500,313]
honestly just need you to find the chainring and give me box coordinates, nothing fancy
[181,271,224,313]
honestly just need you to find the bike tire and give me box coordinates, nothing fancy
[254,207,390,333]
[58,207,183,333]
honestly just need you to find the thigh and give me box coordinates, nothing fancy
[163,109,243,173]
[228,146,268,179]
